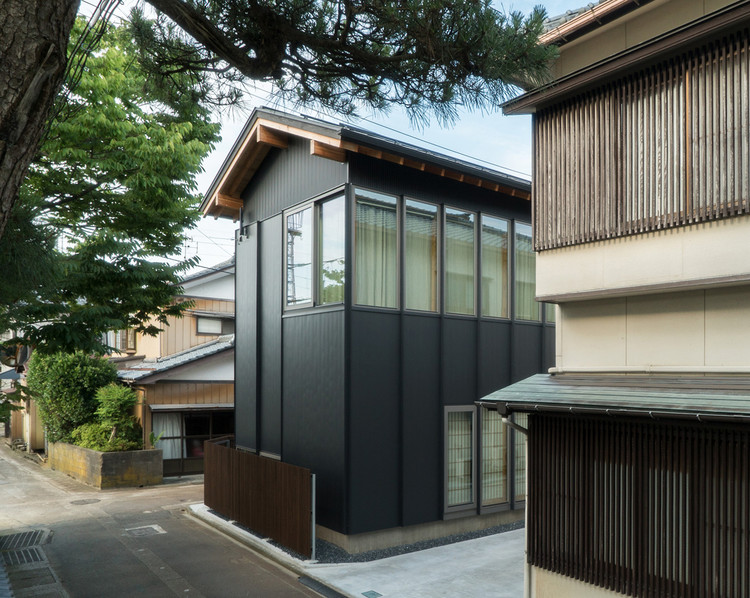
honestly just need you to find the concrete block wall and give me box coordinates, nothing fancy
[48,442,162,489]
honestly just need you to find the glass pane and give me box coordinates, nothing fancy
[481,215,509,318]
[212,411,234,436]
[514,222,539,320]
[319,195,346,304]
[545,302,556,323]
[152,413,182,459]
[447,410,473,507]
[514,412,529,501]
[286,207,313,305]
[355,189,398,308]
[445,208,475,315]
[481,408,507,506]
[197,317,222,334]
[405,200,438,311]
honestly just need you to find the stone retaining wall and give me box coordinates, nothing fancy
[48,442,162,489]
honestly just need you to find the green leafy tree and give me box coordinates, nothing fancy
[71,383,143,452]
[132,0,555,124]
[0,18,220,354]
[25,351,118,443]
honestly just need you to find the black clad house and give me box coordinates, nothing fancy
[202,108,554,551]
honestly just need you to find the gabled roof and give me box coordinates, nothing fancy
[118,335,234,383]
[180,255,235,285]
[201,107,531,220]
[478,373,750,423]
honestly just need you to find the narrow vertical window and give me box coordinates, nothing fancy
[481,215,509,318]
[286,207,313,306]
[545,302,556,323]
[405,199,438,311]
[481,408,507,506]
[445,208,475,315]
[446,409,475,508]
[319,195,345,304]
[514,222,539,320]
[355,189,398,308]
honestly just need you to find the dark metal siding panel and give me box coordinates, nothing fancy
[443,318,478,405]
[259,215,283,456]
[241,137,347,225]
[234,224,258,449]
[282,310,346,532]
[402,314,442,526]
[348,310,401,534]
[348,153,530,220]
[478,320,512,398]
[511,323,543,384]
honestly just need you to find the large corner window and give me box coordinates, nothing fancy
[319,196,346,304]
[355,189,398,308]
[405,199,438,311]
[514,222,539,321]
[481,215,509,318]
[285,194,345,308]
[445,407,475,510]
[286,206,313,306]
[445,208,476,315]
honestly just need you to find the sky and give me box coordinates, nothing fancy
[105,0,588,273]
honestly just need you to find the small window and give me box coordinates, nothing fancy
[514,222,539,321]
[481,215,509,318]
[445,208,476,315]
[445,407,476,510]
[113,329,136,353]
[405,199,439,311]
[196,317,223,335]
[355,188,398,308]
[286,206,314,306]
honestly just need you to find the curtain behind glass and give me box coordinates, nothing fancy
[481,216,509,318]
[514,222,539,320]
[152,413,182,459]
[355,190,398,308]
[286,207,313,305]
[445,208,475,315]
[447,410,473,507]
[481,408,507,506]
[405,200,438,311]
[319,196,345,304]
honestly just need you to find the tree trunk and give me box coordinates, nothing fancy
[0,0,80,242]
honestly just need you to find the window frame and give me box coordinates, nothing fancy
[283,191,346,311]
[444,405,477,514]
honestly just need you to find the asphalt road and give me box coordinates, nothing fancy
[0,442,323,598]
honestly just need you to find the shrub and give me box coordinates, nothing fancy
[70,384,142,451]
[26,351,118,442]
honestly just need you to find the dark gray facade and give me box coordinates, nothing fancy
[227,110,553,538]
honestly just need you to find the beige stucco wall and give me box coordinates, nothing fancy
[551,0,737,79]
[537,215,750,301]
[530,567,626,598]
[555,284,750,370]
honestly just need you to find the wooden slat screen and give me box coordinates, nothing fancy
[528,414,750,597]
[534,29,750,250]
[204,441,313,558]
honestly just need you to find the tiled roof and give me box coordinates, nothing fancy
[543,3,599,32]
[118,335,234,381]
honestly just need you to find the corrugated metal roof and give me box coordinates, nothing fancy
[118,335,234,381]
[478,373,750,422]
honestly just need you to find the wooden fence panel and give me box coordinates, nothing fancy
[204,441,313,558]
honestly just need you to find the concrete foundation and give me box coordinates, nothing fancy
[48,442,162,489]
[316,508,524,554]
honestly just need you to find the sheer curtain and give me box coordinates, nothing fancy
[481,216,509,318]
[514,222,539,320]
[405,200,438,311]
[355,190,398,308]
[447,410,474,507]
[152,413,182,459]
[445,208,475,315]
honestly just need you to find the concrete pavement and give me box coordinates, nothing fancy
[1,441,526,598]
